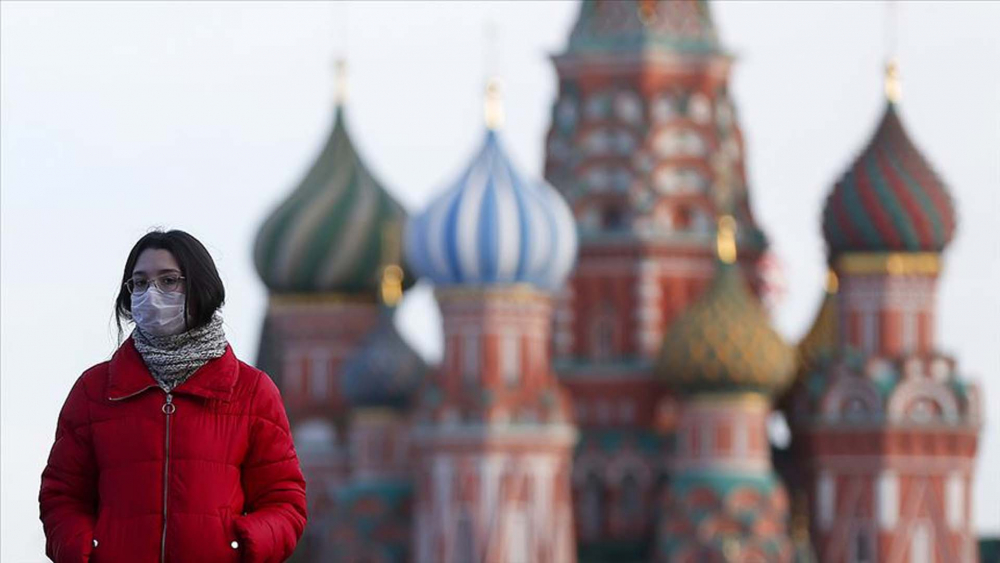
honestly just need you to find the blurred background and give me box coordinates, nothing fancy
[2,1,998,561]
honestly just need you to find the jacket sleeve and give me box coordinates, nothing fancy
[39,374,98,563]
[234,372,308,563]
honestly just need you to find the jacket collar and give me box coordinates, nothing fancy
[107,337,240,401]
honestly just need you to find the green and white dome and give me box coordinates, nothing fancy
[254,105,411,295]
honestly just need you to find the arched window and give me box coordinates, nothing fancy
[584,129,611,156]
[602,207,625,230]
[586,166,610,191]
[556,97,578,131]
[585,91,611,120]
[652,94,675,122]
[614,91,642,125]
[688,92,712,124]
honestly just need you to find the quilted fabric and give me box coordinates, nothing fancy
[38,337,307,562]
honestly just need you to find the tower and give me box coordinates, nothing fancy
[251,61,414,558]
[656,216,795,562]
[786,63,982,562]
[405,81,580,563]
[327,250,428,563]
[542,1,770,558]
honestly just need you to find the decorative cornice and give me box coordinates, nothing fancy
[268,292,378,307]
[835,252,941,276]
[435,283,552,305]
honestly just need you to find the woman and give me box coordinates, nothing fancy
[39,230,307,563]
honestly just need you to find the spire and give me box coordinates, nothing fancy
[379,221,403,307]
[883,2,901,103]
[825,269,839,294]
[716,215,737,264]
[334,58,348,106]
[484,77,504,130]
[884,58,901,104]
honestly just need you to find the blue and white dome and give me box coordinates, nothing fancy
[405,130,578,290]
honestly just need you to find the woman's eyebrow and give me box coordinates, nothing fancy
[131,268,181,277]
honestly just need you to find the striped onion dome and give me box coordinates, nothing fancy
[658,261,795,395]
[341,309,427,409]
[822,102,956,256]
[254,106,411,294]
[405,130,578,291]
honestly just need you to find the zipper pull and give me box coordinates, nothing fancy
[162,393,176,415]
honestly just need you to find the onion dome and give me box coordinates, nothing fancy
[253,103,411,295]
[796,272,839,378]
[776,272,839,412]
[341,309,427,410]
[822,63,956,256]
[406,83,578,291]
[658,217,794,395]
[565,0,721,56]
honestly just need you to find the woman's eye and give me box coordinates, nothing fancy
[162,276,179,286]
[134,280,149,290]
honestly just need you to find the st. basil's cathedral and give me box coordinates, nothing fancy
[250,1,983,561]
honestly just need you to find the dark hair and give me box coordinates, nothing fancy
[115,229,225,340]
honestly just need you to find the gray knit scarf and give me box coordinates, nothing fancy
[132,313,228,393]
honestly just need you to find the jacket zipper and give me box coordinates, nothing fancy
[160,393,175,562]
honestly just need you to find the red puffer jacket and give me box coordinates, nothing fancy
[39,337,307,562]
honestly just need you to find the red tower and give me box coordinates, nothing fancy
[542,1,769,558]
[405,85,580,563]
[787,64,982,563]
[252,74,415,558]
[656,218,795,562]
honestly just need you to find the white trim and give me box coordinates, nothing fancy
[877,470,898,530]
[946,472,964,530]
[818,471,835,531]
[911,520,932,563]
[501,333,520,386]
[902,310,918,352]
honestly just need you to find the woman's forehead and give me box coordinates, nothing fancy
[133,248,181,275]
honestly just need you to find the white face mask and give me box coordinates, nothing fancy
[131,286,187,337]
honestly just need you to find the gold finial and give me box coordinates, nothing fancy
[716,215,737,264]
[884,58,901,103]
[380,265,403,306]
[825,270,839,294]
[334,58,348,106]
[638,0,657,26]
[379,222,403,306]
[484,77,504,130]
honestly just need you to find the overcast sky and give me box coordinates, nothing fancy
[2,1,998,559]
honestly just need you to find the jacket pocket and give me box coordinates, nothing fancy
[219,508,242,563]
[90,511,108,563]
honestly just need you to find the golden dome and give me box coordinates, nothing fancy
[658,262,795,395]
